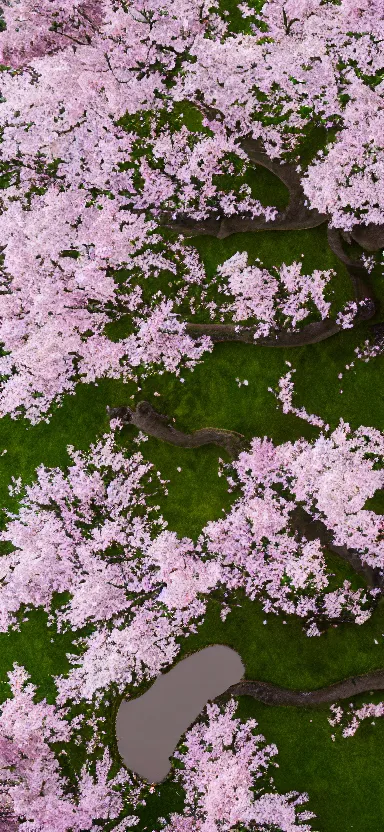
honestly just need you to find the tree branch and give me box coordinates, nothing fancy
[238,136,327,229]
[182,230,375,347]
[158,207,328,239]
[158,132,327,238]
[351,222,384,252]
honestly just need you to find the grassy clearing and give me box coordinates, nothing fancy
[0,609,76,705]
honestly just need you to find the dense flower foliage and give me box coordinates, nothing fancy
[0,664,137,830]
[201,420,384,629]
[0,0,381,420]
[174,0,384,227]
[0,432,221,703]
[163,698,314,832]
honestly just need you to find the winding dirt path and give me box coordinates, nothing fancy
[290,505,384,592]
[227,670,384,707]
[107,401,245,458]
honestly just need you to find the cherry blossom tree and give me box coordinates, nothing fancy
[0,0,381,421]
[200,420,384,631]
[163,698,314,832]
[173,0,384,239]
[0,0,222,420]
[0,663,137,831]
[0,429,221,702]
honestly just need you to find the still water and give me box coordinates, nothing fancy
[116,644,244,782]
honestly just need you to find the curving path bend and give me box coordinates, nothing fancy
[107,400,245,457]
[227,670,384,707]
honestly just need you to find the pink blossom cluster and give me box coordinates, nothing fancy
[354,339,383,364]
[284,422,384,568]
[0,0,228,420]
[329,699,384,738]
[321,581,372,627]
[0,663,135,830]
[0,0,224,77]
[175,0,383,145]
[215,253,333,337]
[163,698,314,832]
[0,194,211,421]
[200,420,384,626]
[0,0,104,68]
[269,362,329,429]
[303,90,384,231]
[0,431,221,702]
[134,124,276,223]
[0,432,160,633]
[175,0,384,227]
[338,337,383,385]
[335,302,361,330]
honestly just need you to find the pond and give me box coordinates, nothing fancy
[115,644,244,782]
